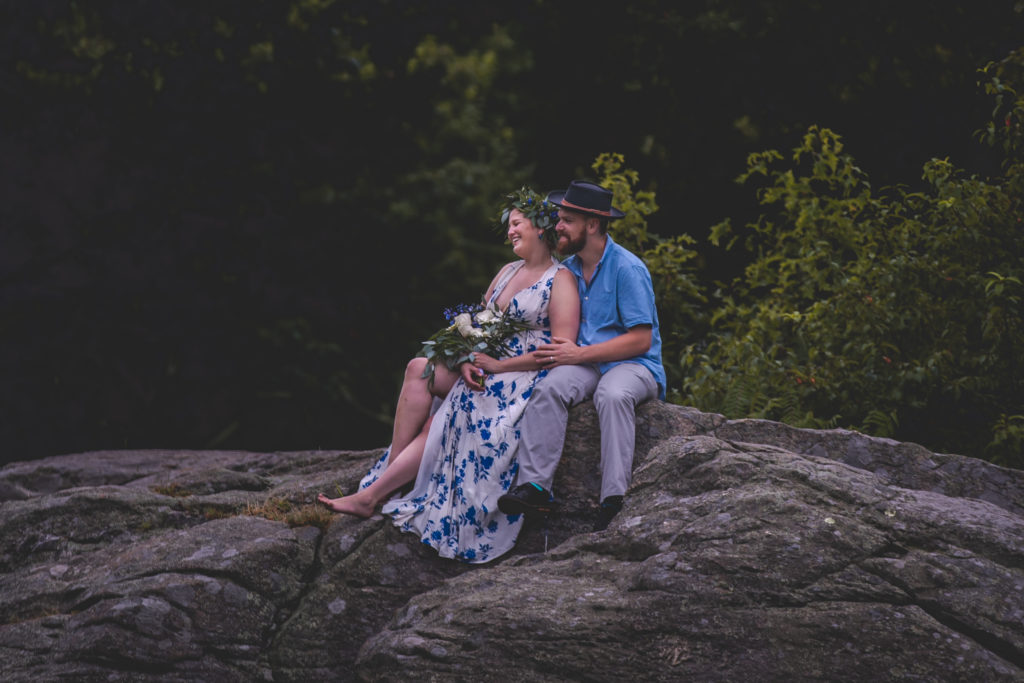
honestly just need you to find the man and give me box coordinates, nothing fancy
[497,179,666,531]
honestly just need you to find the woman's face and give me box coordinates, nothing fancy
[507,208,546,257]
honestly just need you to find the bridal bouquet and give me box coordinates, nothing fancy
[418,303,531,388]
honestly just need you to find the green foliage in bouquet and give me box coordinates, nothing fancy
[418,303,533,388]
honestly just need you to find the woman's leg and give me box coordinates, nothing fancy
[389,358,456,464]
[318,415,434,517]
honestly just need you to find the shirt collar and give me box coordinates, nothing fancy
[565,235,615,278]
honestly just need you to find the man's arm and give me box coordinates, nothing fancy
[575,325,651,363]
[537,260,656,368]
[539,325,651,367]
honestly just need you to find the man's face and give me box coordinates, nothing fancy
[555,209,589,256]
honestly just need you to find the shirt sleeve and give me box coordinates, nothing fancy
[616,263,657,329]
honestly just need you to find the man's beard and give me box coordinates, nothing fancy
[557,232,586,256]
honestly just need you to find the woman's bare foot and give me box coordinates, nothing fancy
[316,492,376,518]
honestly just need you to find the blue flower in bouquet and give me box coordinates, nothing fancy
[442,303,479,325]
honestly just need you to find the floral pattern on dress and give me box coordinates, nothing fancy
[359,259,563,563]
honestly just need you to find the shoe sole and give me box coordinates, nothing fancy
[497,496,557,516]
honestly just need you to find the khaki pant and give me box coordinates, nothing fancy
[516,362,658,501]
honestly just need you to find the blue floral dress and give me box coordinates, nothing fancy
[358,259,564,563]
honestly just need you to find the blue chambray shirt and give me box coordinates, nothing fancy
[563,236,666,399]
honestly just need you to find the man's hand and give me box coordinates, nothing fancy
[535,336,584,368]
[460,361,487,391]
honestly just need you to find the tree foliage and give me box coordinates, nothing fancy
[3,2,1023,463]
[682,50,1024,466]
[3,2,537,455]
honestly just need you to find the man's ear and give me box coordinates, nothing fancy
[585,216,601,233]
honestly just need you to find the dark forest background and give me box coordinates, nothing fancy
[2,1,1022,466]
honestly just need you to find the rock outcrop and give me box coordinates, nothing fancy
[1,403,1022,681]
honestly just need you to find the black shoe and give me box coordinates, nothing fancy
[593,496,623,531]
[498,482,557,516]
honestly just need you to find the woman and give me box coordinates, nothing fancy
[318,187,579,563]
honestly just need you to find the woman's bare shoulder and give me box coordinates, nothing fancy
[553,265,577,284]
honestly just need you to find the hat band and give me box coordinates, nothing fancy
[560,198,613,216]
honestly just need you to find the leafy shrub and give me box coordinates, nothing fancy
[680,48,1024,467]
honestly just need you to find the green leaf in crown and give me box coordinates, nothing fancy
[497,186,560,248]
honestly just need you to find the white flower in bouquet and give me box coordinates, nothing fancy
[454,312,482,338]
[475,307,499,324]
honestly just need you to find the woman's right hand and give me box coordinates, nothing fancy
[460,361,487,391]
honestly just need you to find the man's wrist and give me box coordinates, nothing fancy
[575,344,590,365]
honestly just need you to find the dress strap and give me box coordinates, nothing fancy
[488,260,525,305]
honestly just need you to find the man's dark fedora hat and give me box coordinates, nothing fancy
[547,180,624,219]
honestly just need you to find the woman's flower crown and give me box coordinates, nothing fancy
[498,186,560,248]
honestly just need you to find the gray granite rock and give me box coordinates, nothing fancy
[1,403,1021,681]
